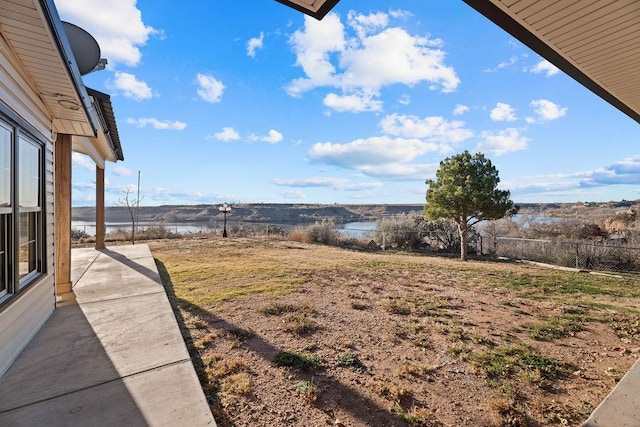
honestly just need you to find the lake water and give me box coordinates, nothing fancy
[338,221,377,239]
[72,220,379,239]
[72,221,219,236]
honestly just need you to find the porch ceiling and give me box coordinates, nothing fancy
[463,0,640,124]
[0,0,96,136]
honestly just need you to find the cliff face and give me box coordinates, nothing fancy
[72,204,425,224]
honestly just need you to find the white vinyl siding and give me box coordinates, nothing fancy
[0,47,55,377]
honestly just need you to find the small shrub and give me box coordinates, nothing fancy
[306,219,341,245]
[396,362,435,379]
[488,398,528,426]
[336,352,367,373]
[473,345,565,383]
[282,313,316,335]
[294,378,319,403]
[220,372,251,396]
[392,405,438,426]
[272,351,322,370]
[260,302,310,316]
[385,299,412,315]
[526,317,582,341]
[374,382,414,403]
[446,344,471,359]
[212,358,247,377]
[71,228,89,240]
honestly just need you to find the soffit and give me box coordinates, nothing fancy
[0,0,95,136]
[275,0,341,19]
[464,0,640,124]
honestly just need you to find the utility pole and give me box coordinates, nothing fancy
[136,170,140,236]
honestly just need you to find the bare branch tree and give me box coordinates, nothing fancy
[118,188,142,244]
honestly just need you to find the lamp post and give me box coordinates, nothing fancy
[219,203,231,237]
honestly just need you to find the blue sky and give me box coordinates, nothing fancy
[55,0,640,207]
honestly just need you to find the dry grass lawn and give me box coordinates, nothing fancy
[150,236,640,427]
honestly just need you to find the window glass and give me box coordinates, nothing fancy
[0,122,10,207]
[18,212,37,279]
[0,119,44,296]
[0,215,6,296]
[19,138,39,208]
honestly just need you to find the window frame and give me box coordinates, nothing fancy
[0,109,47,307]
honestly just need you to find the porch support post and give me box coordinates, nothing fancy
[54,134,72,295]
[95,165,105,249]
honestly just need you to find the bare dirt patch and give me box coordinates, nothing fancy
[150,237,640,426]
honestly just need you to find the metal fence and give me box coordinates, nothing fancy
[492,237,640,272]
[73,221,640,273]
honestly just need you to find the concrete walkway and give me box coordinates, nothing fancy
[0,244,216,426]
[582,356,640,426]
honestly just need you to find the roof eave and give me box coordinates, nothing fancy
[38,0,99,135]
[462,0,640,124]
[274,0,341,20]
[86,87,124,162]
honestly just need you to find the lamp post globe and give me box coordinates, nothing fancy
[219,203,232,238]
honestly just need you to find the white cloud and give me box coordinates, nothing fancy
[261,129,283,144]
[389,9,413,19]
[397,94,411,105]
[309,136,439,169]
[247,32,264,57]
[530,99,567,121]
[109,72,153,100]
[287,11,459,112]
[213,127,240,142]
[112,165,134,176]
[490,102,517,122]
[72,152,94,170]
[196,73,225,103]
[323,92,383,113]
[453,104,469,116]
[273,177,382,191]
[379,114,473,144]
[485,55,518,72]
[126,117,187,130]
[56,0,159,67]
[357,163,437,180]
[347,10,389,39]
[287,13,345,96]
[475,128,530,156]
[530,59,559,77]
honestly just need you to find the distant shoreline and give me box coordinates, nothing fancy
[72,200,639,225]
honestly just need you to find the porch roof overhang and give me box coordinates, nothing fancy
[463,0,640,124]
[275,0,640,123]
[275,0,341,20]
[0,0,123,165]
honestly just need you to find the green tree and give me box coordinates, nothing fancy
[425,151,517,261]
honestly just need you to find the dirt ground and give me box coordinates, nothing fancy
[150,237,640,427]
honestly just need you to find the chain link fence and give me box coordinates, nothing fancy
[73,219,640,273]
[491,237,640,272]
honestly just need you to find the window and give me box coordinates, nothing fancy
[0,115,45,303]
[0,121,11,298]
[18,137,41,280]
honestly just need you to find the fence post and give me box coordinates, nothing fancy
[575,243,579,269]
[520,238,524,260]
[382,232,386,251]
[479,236,483,255]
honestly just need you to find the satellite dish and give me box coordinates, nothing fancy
[62,22,101,75]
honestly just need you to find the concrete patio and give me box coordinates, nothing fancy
[0,244,216,426]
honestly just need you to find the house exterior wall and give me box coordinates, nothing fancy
[0,38,56,378]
